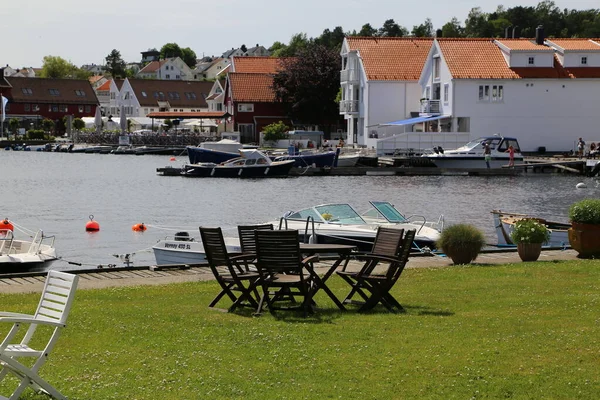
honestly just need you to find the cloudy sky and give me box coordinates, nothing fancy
[2,0,597,68]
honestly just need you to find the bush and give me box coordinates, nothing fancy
[569,199,600,224]
[437,224,486,264]
[262,121,290,142]
[510,219,551,244]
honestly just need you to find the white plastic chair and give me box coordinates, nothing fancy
[0,271,79,400]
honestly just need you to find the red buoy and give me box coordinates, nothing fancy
[1,218,14,232]
[132,223,147,232]
[170,157,176,161]
[86,215,100,232]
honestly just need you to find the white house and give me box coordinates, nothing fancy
[136,57,194,81]
[415,32,600,153]
[193,58,230,80]
[339,37,434,149]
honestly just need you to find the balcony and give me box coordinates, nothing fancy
[420,99,441,114]
[340,69,359,84]
[339,100,359,114]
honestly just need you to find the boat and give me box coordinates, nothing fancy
[272,202,443,252]
[273,149,338,168]
[0,223,58,273]
[181,149,295,178]
[423,135,523,169]
[491,210,570,247]
[187,139,245,164]
[152,231,241,265]
[336,149,379,167]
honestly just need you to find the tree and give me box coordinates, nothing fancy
[273,44,341,132]
[412,18,434,37]
[73,118,85,131]
[357,23,377,36]
[441,17,465,37]
[377,19,408,37]
[181,47,197,68]
[160,43,182,59]
[9,118,19,137]
[40,56,83,79]
[105,49,126,78]
[42,118,55,133]
[271,33,310,57]
[262,121,290,142]
[464,7,493,37]
[314,26,346,50]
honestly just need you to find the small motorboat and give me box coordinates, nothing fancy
[182,149,295,178]
[491,210,571,247]
[152,231,240,265]
[0,223,58,273]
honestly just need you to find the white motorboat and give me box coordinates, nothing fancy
[491,210,570,247]
[0,224,57,273]
[273,202,443,252]
[423,135,523,169]
[152,231,241,265]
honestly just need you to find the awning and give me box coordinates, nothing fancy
[378,115,450,127]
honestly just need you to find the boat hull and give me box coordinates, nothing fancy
[275,151,337,168]
[492,211,570,247]
[0,257,56,274]
[182,161,294,178]
[152,238,241,265]
[187,147,238,164]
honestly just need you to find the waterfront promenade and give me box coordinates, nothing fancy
[0,248,579,294]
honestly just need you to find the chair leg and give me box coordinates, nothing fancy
[208,282,237,308]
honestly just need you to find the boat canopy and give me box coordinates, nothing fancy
[378,114,450,127]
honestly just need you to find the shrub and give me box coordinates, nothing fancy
[262,121,290,142]
[437,224,485,264]
[510,219,551,244]
[569,199,600,224]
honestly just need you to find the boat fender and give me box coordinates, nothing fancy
[86,215,100,232]
[1,218,14,232]
[576,182,587,189]
[308,234,317,244]
[132,223,147,232]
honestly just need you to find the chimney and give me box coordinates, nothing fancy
[435,29,443,38]
[535,25,545,45]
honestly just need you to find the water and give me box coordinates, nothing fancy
[1,151,596,271]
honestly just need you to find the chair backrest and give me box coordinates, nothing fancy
[371,227,404,257]
[237,224,274,254]
[388,229,416,281]
[254,230,302,275]
[199,226,229,268]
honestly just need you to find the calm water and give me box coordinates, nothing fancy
[1,151,596,271]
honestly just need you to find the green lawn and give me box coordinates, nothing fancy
[1,260,599,399]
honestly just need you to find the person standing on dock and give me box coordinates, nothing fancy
[483,141,491,168]
[577,138,585,159]
[505,145,515,167]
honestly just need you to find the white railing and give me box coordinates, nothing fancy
[339,100,359,113]
[340,69,359,83]
[420,100,441,114]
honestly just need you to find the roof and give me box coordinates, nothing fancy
[5,77,98,104]
[146,111,228,118]
[89,75,105,84]
[495,39,552,51]
[128,79,214,107]
[97,80,111,91]
[228,73,276,102]
[437,38,600,79]
[139,60,163,73]
[546,39,600,51]
[345,37,434,81]
[232,57,286,74]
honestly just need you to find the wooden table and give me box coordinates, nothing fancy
[299,243,356,310]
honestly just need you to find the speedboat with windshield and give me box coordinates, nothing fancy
[273,202,443,252]
[0,222,57,273]
[423,135,523,169]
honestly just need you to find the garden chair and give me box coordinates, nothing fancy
[0,270,79,400]
[237,224,274,256]
[199,226,260,312]
[254,230,318,316]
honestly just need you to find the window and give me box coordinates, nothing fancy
[51,105,58,112]
[425,86,431,100]
[85,105,91,113]
[150,108,155,112]
[21,88,33,95]
[175,75,180,79]
[165,74,170,79]
[48,89,60,96]
[528,57,535,65]
[478,85,490,101]
[110,92,116,100]
[78,105,84,112]
[238,103,254,112]
[24,104,30,111]
[32,104,39,112]
[216,103,223,111]
[168,92,180,100]
[185,92,197,100]
[443,84,449,102]
[141,91,147,97]
[581,56,588,65]
[74,90,86,97]
[433,57,441,79]
[158,91,165,99]
[144,108,148,114]
[123,91,130,100]
[495,85,504,102]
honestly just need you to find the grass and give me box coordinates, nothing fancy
[1,260,599,399]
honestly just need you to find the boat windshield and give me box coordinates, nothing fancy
[286,204,366,224]
[367,201,407,223]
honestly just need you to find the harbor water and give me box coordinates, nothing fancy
[1,151,596,272]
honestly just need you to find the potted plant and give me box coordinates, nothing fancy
[568,198,600,258]
[510,219,550,261]
[437,224,486,265]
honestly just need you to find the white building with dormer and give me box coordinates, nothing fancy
[136,57,194,81]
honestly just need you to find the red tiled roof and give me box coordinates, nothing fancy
[128,79,213,108]
[495,39,551,51]
[438,38,600,79]
[139,60,163,73]
[346,37,433,81]
[97,80,111,91]
[146,111,227,118]
[228,73,276,102]
[232,56,287,74]
[546,39,600,51]
[6,77,98,104]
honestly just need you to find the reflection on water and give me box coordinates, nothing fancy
[1,151,596,271]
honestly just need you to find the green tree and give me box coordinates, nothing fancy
[262,121,290,142]
[271,33,310,57]
[357,23,377,36]
[441,17,465,37]
[73,118,85,131]
[160,43,182,59]
[377,19,408,37]
[464,7,493,37]
[42,118,55,133]
[412,18,434,37]
[273,44,341,133]
[314,26,346,50]
[163,119,173,130]
[40,56,82,79]
[8,118,19,137]
[268,41,287,54]
[105,49,126,78]
[181,47,197,68]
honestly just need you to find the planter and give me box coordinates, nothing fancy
[444,246,480,265]
[517,242,542,262]
[568,222,600,258]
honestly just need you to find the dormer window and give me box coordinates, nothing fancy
[581,56,588,65]
[528,57,535,65]
[433,57,441,79]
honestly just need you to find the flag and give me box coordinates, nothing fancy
[1,95,7,123]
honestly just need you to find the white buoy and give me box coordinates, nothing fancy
[576,182,587,189]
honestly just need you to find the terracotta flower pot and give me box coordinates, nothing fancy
[517,242,542,262]
[444,245,480,265]
[568,222,600,258]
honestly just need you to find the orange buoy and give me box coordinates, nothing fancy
[86,215,100,232]
[132,223,147,232]
[1,218,14,232]
[170,157,176,161]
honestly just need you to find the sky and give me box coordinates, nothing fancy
[2,0,598,69]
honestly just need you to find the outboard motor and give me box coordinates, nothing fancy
[174,231,191,241]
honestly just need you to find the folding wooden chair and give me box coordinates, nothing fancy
[237,224,274,256]
[0,270,79,400]
[254,230,318,316]
[199,226,260,312]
